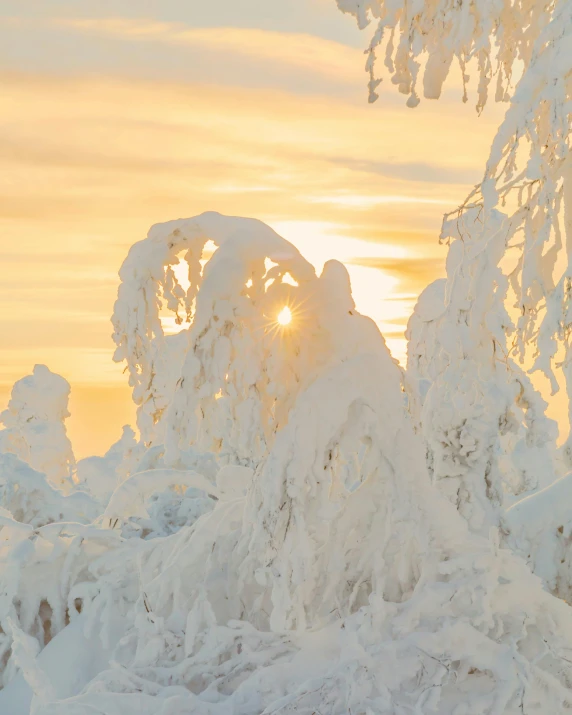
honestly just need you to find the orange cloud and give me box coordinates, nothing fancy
[346,256,446,296]
[54,17,364,83]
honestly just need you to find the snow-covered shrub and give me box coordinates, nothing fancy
[0,366,76,488]
[0,455,97,529]
[117,486,215,540]
[404,210,559,536]
[76,425,140,502]
[0,518,122,691]
[102,467,217,539]
[404,277,447,431]
[0,453,100,690]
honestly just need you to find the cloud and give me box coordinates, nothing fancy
[329,158,482,186]
[0,251,90,264]
[306,193,457,208]
[0,347,125,386]
[346,256,446,295]
[53,17,364,84]
[0,71,494,234]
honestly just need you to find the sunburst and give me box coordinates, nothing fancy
[276,306,293,326]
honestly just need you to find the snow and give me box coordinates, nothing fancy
[0,613,124,715]
[1,210,572,711]
[0,365,76,488]
[75,425,139,502]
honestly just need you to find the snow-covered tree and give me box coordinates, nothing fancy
[339,0,571,535]
[0,365,76,488]
[76,425,140,502]
[112,213,311,449]
[112,212,382,470]
[405,210,559,537]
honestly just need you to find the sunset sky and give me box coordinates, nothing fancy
[0,0,509,457]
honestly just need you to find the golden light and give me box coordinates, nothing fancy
[277,306,292,326]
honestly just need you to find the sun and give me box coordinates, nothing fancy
[277,306,292,326]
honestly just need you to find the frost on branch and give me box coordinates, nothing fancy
[0,365,76,488]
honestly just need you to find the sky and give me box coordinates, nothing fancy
[0,0,510,457]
